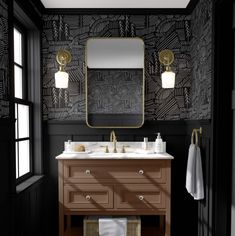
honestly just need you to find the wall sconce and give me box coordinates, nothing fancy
[159,49,175,88]
[55,49,72,88]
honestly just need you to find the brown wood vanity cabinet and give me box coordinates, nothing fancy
[58,159,171,236]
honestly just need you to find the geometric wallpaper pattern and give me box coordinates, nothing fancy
[42,0,212,121]
[189,0,212,119]
[0,0,9,118]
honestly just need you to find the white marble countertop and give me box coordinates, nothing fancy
[56,152,174,160]
[55,141,174,160]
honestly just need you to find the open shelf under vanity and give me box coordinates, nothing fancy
[64,215,164,236]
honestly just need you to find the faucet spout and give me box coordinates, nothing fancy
[110,130,117,153]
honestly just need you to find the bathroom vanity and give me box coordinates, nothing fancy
[56,142,173,236]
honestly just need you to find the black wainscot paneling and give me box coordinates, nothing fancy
[0,120,12,234]
[12,179,44,236]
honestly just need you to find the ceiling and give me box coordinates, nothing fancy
[40,0,191,9]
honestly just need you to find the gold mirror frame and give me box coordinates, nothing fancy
[85,37,145,129]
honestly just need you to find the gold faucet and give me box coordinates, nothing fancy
[110,130,117,153]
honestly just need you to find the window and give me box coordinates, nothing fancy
[14,25,32,180]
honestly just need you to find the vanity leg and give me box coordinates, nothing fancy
[67,215,71,230]
[160,215,165,236]
[165,213,170,236]
[165,161,171,236]
[59,161,65,236]
[59,203,64,236]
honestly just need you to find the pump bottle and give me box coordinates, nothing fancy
[155,133,163,153]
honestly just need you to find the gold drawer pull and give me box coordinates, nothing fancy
[85,195,91,200]
[139,195,144,201]
[138,170,144,175]
[85,170,91,175]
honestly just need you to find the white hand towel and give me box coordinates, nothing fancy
[186,144,196,195]
[186,144,204,200]
[99,218,127,236]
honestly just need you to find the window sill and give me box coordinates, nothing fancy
[16,175,44,194]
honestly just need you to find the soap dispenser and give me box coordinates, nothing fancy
[142,137,148,150]
[65,140,73,152]
[155,133,163,153]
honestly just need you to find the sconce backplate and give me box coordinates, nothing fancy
[56,49,72,66]
[159,49,174,66]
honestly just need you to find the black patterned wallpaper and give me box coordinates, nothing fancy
[0,0,9,118]
[42,0,212,121]
[189,0,212,119]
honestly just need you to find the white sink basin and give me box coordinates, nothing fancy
[88,152,165,159]
[89,152,128,158]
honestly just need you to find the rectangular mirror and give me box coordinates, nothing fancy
[86,38,145,128]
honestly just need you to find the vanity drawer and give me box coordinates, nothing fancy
[108,165,166,182]
[63,160,167,183]
[115,184,166,210]
[64,184,113,209]
[64,163,111,180]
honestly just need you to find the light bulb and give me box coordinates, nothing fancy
[55,71,69,88]
[161,71,175,88]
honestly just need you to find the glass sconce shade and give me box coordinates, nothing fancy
[161,71,175,88]
[55,71,69,88]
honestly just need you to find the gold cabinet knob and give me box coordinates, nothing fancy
[138,170,144,175]
[85,195,91,200]
[139,195,144,201]
[85,170,91,175]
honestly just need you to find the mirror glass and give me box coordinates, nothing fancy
[86,38,144,128]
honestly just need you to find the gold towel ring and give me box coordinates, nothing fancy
[191,127,202,146]
[191,129,198,146]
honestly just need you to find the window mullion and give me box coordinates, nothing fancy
[16,137,30,142]
[14,62,23,69]
[29,104,33,172]
[16,104,19,179]
[17,142,19,179]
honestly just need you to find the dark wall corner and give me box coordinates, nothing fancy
[186,0,200,14]
[14,0,43,29]
[212,0,233,236]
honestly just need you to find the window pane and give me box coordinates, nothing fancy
[15,142,19,179]
[18,104,29,138]
[14,65,23,99]
[15,104,18,139]
[19,140,30,177]
[14,28,22,65]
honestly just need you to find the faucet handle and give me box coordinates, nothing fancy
[121,145,130,153]
[100,145,109,153]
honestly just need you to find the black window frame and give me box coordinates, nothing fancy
[13,20,33,184]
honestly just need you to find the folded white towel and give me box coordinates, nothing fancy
[186,144,204,200]
[99,218,127,236]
